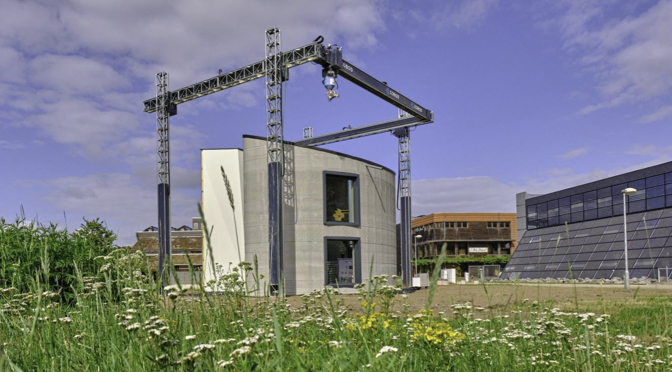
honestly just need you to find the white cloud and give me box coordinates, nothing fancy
[431,0,498,30]
[0,140,24,150]
[627,143,672,162]
[0,0,386,158]
[0,1,71,53]
[26,98,139,157]
[0,46,26,84]
[546,0,672,115]
[43,173,200,245]
[557,147,588,159]
[638,105,672,124]
[412,154,672,217]
[412,176,520,215]
[28,54,130,95]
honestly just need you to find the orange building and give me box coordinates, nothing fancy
[411,213,518,259]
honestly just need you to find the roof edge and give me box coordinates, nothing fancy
[242,134,395,175]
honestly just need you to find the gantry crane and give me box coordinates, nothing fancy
[143,28,433,292]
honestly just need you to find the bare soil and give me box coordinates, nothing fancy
[284,283,672,315]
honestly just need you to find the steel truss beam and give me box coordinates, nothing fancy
[143,44,433,125]
[144,44,321,113]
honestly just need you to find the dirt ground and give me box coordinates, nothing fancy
[284,283,672,315]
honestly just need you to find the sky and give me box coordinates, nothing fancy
[1,0,672,245]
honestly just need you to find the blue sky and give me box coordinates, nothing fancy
[1,0,671,245]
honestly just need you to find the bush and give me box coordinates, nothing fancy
[414,256,511,275]
[0,217,117,300]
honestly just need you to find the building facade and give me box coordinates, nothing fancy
[502,161,672,280]
[201,135,398,295]
[411,213,518,259]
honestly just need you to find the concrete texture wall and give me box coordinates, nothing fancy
[202,149,245,284]
[243,136,397,295]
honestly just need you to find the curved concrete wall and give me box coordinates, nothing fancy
[243,136,396,295]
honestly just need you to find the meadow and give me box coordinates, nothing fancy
[1,218,672,371]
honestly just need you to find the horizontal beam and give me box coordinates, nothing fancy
[143,43,322,113]
[293,116,428,147]
[336,59,433,122]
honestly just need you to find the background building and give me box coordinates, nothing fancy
[132,218,203,284]
[412,213,517,258]
[502,161,672,280]
[404,213,517,278]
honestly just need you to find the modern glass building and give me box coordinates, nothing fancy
[501,161,672,281]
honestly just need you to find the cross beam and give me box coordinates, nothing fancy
[294,117,422,147]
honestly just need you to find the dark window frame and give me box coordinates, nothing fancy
[323,236,362,287]
[527,173,672,230]
[323,171,361,227]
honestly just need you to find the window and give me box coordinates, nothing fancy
[173,265,202,285]
[324,238,360,286]
[500,222,510,228]
[548,203,559,217]
[570,194,584,212]
[456,222,468,228]
[324,172,359,225]
[525,170,672,231]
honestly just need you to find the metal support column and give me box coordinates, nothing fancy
[395,110,412,288]
[156,72,173,290]
[265,28,284,296]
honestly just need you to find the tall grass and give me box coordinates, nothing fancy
[2,209,672,370]
[1,241,671,371]
[0,218,115,301]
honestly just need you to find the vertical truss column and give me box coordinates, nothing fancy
[396,110,412,287]
[265,28,284,296]
[156,72,172,290]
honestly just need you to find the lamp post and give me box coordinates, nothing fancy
[414,234,422,276]
[622,187,637,290]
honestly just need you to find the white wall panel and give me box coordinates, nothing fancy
[202,149,245,285]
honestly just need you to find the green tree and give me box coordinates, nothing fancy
[71,218,117,249]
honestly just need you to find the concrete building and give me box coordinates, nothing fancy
[502,161,672,281]
[201,135,397,295]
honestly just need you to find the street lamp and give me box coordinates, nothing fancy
[622,187,637,290]
[414,234,422,276]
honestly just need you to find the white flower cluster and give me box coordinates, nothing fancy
[376,346,398,358]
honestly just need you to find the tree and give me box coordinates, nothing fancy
[71,218,117,249]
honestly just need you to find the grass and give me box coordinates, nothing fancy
[1,245,672,371]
